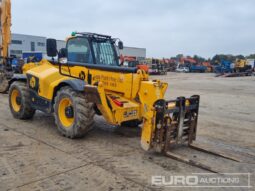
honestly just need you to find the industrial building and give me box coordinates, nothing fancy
[9,33,146,60]
[9,33,66,58]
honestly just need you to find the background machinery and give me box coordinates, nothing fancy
[0,0,44,93]
[213,59,232,73]
[177,57,207,73]
[163,58,177,72]
[120,55,139,67]
[9,32,200,155]
[0,0,12,93]
[202,61,213,73]
[147,58,167,75]
[234,59,252,73]
[120,55,148,72]
[213,58,253,77]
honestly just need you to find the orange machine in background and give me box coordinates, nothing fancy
[120,55,149,73]
[202,62,213,72]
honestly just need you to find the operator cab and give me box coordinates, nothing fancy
[67,33,121,66]
[48,32,123,67]
[47,32,137,73]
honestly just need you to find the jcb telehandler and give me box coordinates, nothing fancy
[1,0,242,172]
[9,32,200,153]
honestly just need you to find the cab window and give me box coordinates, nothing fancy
[92,40,118,66]
[67,38,92,63]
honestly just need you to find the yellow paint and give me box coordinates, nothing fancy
[0,0,11,58]
[168,102,176,108]
[22,62,39,74]
[22,59,55,74]
[11,89,21,112]
[106,93,140,124]
[168,100,190,109]
[138,80,168,150]
[26,62,170,151]
[235,59,248,69]
[27,62,69,99]
[96,84,116,124]
[29,76,36,88]
[90,70,133,98]
[58,97,74,128]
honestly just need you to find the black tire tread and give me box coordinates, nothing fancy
[9,81,35,119]
[54,86,95,138]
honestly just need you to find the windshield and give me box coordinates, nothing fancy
[92,40,118,66]
[67,37,93,63]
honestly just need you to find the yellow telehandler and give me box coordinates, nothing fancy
[4,0,241,173]
[8,32,200,152]
[8,32,241,173]
[2,0,242,173]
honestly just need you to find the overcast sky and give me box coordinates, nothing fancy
[12,0,255,58]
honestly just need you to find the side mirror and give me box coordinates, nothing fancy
[47,39,57,57]
[58,48,68,64]
[58,48,67,58]
[118,41,124,50]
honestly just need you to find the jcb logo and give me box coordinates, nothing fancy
[30,77,36,88]
[124,110,137,118]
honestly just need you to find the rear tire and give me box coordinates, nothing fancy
[54,87,95,138]
[0,72,10,93]
[9,81,35,119]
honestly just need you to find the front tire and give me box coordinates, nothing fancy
[54,87,95,138]
[9,81,35,119]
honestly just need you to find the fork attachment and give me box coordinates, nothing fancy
[152,95,200,153]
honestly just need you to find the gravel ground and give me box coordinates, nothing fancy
[0,73,254,191]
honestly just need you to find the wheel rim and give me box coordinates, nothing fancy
[58,97,74,128]
[11,89,21,112]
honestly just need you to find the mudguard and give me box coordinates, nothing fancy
[58,79,86,92]
[7,74,27,88]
